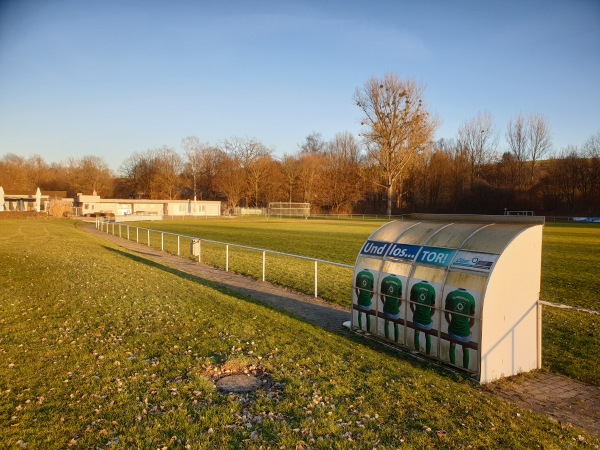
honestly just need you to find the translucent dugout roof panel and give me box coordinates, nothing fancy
[424,223,488,249]
[369,221,416,241]
[393,222,448,245]
[461,224,532,254]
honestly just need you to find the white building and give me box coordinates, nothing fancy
[75,193,221,219]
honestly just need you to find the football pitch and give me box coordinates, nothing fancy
[126,216,600,385]
[0,218,598,448]
[131,217,600,310]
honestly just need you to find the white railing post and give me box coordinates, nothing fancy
[127,225,130,240]
[112,222,115,235]
[147,229,150,246]
[198,240,202,263]
[136,227,139,243]
[262,251,266,281]
[226,245,229,272]
[314,260,318,298]
[119,224,122,237]
[177,236,180,256]
[161,232,164,251]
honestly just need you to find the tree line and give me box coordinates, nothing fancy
[1,74,598,216]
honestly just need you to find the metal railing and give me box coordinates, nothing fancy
[96,218,353,300]
[96,218,600,316]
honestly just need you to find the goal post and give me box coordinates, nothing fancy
[268,202,311,218]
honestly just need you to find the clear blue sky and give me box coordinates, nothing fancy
[1,0,598,172]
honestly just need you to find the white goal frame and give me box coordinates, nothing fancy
[268,202,311,218]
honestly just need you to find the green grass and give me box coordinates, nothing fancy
[140,216,378,264]
[117,217,600,386]
[542,223,600,311]
[106,217,373,307]
[1,219,597,448]
[121,217,600,309]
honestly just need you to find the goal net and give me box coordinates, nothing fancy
[268,202,311,218]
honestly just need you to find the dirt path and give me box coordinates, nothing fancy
[82,221,600,440]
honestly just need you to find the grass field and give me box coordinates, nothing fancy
[1,219,597,448]
[118,217,600,310]
[114,217,600,386]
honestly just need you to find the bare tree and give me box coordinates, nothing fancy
[409,139,453,211]
[527,113,552,186]
[120,150,156,198]
[0,154,33,191]
[222,137,272,207]
[214,153,245,211]
[300,132,327,155]
[438,138,470,212]
[181,136,203,201]
[261,159,286,206]
[457,111,497,191]
[506,113,552,189]
[355,73,437,215]
[506,114,528,188]
[120,147,182,199]
[280,154,300,202]
[546,148,582,215]
[578,132,600,214]
[322,132,364,213]
[67,155,114,198]
[153,146,183,199]
[297,152,325,205]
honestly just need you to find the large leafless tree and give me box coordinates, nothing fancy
[526,113,552,186]
[280,154,300,202]
[457,111,497,191]
[506,113,552,189]
[68,155,114,196]
[355,73,437,215]
[214,153,245,211]
[506,114,528,188]
[322,132,364,213]
[181,136,203,201]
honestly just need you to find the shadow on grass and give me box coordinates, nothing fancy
[100,245,471,384]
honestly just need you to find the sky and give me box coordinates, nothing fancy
[0,0,598,172]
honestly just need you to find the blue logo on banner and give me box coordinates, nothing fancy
[360,240,390,257]
[415,246,456,266]
[386,243,421,260]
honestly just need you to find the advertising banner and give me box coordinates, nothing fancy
[450,251,499,273]
[360,241,457,268]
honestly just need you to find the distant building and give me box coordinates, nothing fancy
[0,187,221,219]
[74,193,221,219]
[0,187,67,212]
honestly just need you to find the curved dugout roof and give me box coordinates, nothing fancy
[353,214,544,382]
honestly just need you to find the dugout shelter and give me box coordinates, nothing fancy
[352,213,544,383]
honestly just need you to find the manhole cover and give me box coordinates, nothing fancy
[215,374,263,393]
